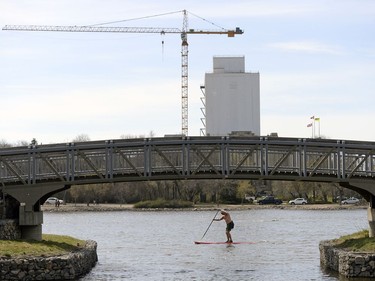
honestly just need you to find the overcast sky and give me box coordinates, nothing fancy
[0,0,374,144]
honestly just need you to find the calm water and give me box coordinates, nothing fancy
[43,208,368,281]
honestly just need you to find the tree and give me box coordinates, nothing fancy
[237,180,255,203]
[218,180,238,203]
[30,138,38,145]
[0,140,11,148]
[72,134,90,142]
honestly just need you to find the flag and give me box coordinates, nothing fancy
[310,116,315,119]
[307,123,312,127]
[315,118,320,121]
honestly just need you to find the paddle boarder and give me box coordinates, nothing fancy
[214,210,234,243]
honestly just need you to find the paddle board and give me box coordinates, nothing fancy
[194,241,255,245]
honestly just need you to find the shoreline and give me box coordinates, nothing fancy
[42,203,368,212]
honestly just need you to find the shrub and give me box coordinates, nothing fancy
[133,199,193,209]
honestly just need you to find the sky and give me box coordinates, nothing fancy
[0,0,374,144]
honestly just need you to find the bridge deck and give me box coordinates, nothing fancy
[1,136,375,188]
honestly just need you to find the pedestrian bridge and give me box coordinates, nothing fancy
[1,136,375,239]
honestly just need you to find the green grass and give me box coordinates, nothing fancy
[0,234,85,258]
[133,198,193,209]
[333,230,375,252]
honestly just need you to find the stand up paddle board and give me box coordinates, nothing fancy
[194,241,255,245]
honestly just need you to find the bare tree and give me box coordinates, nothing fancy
[0,140,11,148]
[72,134,91,142]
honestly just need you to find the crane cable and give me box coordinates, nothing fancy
[88,10,226,32]
[88,10,184,27]
[187,11,226,30]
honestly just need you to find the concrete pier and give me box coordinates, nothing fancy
[3,184,69,240]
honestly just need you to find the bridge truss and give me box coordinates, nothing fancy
[1,136,375,189]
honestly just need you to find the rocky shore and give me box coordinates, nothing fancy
[0,240,98,281]
[320,240,375,278]
[42,203,368,212]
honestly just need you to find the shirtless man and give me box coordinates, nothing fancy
[214,210,234,243]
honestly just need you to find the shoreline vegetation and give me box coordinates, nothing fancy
[41,201,368,212]
[333,230,375,252]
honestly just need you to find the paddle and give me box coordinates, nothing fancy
[200,209,220,240]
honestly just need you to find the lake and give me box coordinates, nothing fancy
[43,208,368,281]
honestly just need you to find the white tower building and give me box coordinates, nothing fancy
[203,56,260,136]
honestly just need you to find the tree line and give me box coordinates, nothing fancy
[56,179,359,205]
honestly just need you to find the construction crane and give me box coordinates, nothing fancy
[3,10,243,136]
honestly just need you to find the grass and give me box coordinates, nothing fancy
[133,198,193,209]
[0,234,85,258]
[333,230,375,252]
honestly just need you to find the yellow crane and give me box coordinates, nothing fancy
[3,10,243,136]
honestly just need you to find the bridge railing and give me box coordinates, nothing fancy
[1,136,375,188]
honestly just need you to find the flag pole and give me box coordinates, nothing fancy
[318,119,320,138]
[319,120,320,137]
[313,116,316,138]
[310,116,315,138]
[307,120,313,138]
[315,117,320,138]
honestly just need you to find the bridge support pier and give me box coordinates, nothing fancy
[342,182,375,238]
[19,204,43,240]
[368,194,375,238]
[3,184,69,241]
[368,208,375,238]
[20,225,42,240]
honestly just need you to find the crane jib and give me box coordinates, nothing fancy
[2,25,243,36]
[3,25,181,33]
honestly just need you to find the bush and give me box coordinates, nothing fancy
[133,199,193,209]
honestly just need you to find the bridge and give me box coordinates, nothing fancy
[1,136,375,239]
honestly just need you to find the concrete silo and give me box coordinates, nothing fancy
[202,56,260,136]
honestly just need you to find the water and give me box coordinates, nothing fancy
[43,208,368,281]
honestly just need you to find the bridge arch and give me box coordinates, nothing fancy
[1,136,375,239]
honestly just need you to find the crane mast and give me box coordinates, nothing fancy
[3,10,243,136]
[181,10,189,136]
